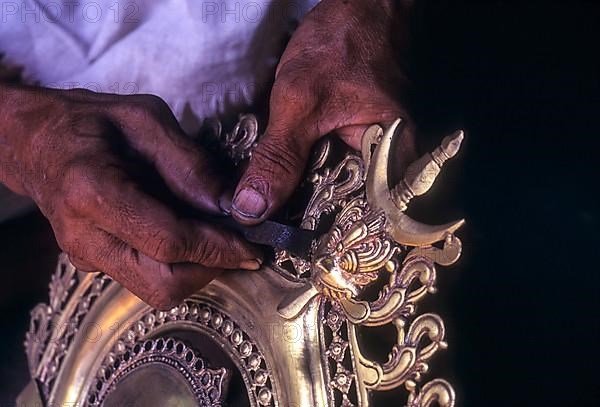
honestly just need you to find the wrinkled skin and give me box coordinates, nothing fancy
[0,0,415,309]
[231,0,416,223]
[0,88,262,310]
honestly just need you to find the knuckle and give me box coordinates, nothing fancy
[145,229,185,263]
[110,95,153,124]
[126,94,169,117]
[272,74,310,105]
[68,241,86,259]
[61,162,100,214]
[145,273,183,311]
[111,94,177,137]
[253,139,303,177]
[60,235,87,262]
[143,94,169,112]
[119,99,149,121]
[193,239,223,266]
[272,68,324,114]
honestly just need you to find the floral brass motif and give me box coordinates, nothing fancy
[88,337,230,406]
[20,115,464,407]
[278,118,464,406]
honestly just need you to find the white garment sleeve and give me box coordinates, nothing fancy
[0,0,320,133]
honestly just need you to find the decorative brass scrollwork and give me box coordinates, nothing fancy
[88,337,230,406]
[21,115,464,407]
[278,118,464,406]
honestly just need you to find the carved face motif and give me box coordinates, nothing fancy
[311,197,397,300]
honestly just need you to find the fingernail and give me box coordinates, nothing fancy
[232,187,267,219]
[218,193,233,215]
[240,259,261,271]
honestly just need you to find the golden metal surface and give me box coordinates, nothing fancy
[365,119,464,247]
[20,117,464,406]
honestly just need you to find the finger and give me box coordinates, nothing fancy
[231,123,317,224]
[79,227,222,310]
[63,160,262,269]
[231,73,322,224]
[231,112,414,225]
[109,95,231,214]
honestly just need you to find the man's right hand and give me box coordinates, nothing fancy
[0,85,262,310]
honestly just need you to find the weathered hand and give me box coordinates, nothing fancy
[231,0,416,223]
[0,86,261,310]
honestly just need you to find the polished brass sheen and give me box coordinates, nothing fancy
[19,116,464,407]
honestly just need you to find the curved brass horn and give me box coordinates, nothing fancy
[365,119,465,247]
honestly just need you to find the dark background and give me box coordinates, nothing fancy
[1,1,599,406]
[410,1,600,406]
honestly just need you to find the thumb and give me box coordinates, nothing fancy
[231,125,317,224]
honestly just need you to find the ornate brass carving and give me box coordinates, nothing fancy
[20,116,464,407]
[25,258,112,400]
[275,152,365,281]
[89,337,230,406]
[277,119,464,406]
[205,113,259,165]
[364,119,464,247]
[23,256,276,406]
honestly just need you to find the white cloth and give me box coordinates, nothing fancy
[0,0,317,222]
[0,0,318,132]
